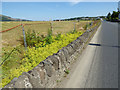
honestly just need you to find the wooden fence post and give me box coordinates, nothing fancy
[73,22,76,32]
[50,22,53,31]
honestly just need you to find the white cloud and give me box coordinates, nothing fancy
[69,0,83,6]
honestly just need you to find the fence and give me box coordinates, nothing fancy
[0,22,47,33]
[1,22,74,33]
[2,21,88,49]
[1,21,91,33]
[1,21,92,66]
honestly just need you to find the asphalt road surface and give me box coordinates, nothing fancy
[58,21,118,88]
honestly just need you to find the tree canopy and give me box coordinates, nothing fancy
[106,10,119,22]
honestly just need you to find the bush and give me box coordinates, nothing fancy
[43,29,53,45]
[25,30,42,47]
[21,29,54,48]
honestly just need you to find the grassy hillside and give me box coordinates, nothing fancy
[0,14,31,21]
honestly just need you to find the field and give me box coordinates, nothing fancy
[1,21,91,47]
[1,20,96,87]
[1,21,91,60]
[1,21,91,64]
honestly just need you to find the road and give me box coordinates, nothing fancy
[57,21,118,88]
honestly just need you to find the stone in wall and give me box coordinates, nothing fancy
[14,72,33,88]
[27,67,46,88]
[66,44,74,55]
[56,50,66,71]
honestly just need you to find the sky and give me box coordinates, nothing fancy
[1,2,118,21]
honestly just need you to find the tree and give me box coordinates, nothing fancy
[107,12,111,21]
[111,11,119,21]
[117,8,119,13]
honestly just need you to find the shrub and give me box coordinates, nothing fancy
[25,30,42,47]
[20,29,54,48]
[43,29,53,45]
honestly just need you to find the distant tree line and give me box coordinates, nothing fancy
[1,16,13,21]
[53,16,104,21]
[106,9,120,22]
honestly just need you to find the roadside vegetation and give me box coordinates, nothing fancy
[1,20,100,87]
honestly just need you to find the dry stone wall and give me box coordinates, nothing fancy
[4,23,101,88]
